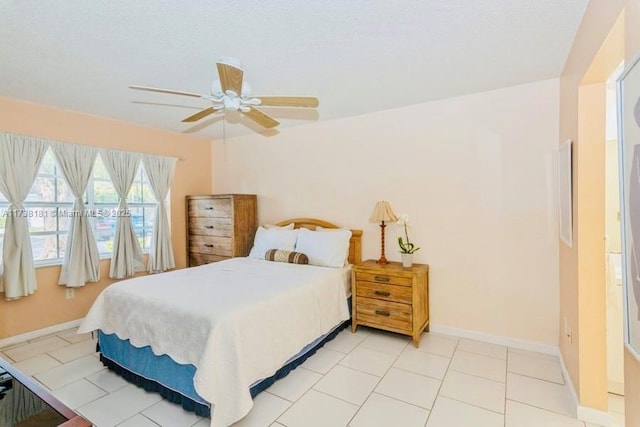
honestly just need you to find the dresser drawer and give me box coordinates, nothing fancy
[189,253,230,267]
[189,236,232,256]
[188,217,233,237]
[355,271,412,287]
[188,198,232,218]
[356,297,412,331]
[356,281,412,304]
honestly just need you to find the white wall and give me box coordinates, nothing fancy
[213,79,560,345]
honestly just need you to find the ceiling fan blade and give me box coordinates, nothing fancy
[182,107,218,122]
[129,85,203,98]
[255,96,319,108]
[217,62,244,95]
[243,106,280,128]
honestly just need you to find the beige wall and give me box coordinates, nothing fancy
[0,96,212,339]
[213,79,561,345]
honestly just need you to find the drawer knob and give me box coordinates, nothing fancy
[205,225,214,229]
[204,244,214,248]
[375,310,390,317]
[374,290,391,297]
[374,276,390,283]
[205,206,214,210]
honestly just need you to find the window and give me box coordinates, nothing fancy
[0,149,159,264]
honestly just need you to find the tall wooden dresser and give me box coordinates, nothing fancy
[186,194,257,267]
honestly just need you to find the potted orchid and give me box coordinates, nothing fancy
[397,214,420,267]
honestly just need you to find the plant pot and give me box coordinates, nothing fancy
[401,253,413,268]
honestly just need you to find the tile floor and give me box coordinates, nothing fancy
[0,326,620,427]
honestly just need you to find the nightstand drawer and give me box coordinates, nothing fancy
[189,236,232,256]
[356,281,412,304]
[188,198,232,218]
[189,253,229,266]
[189,217,233,237]
[356,297,412,331]
[355,271,412,287]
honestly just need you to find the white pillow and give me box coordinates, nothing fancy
[248,227,298,259]
[263,223,295,229]
[294,228,352,268]
[316,226,352,265]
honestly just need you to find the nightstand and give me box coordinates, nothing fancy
[351,259,429,347]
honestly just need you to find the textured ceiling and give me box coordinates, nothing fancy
[0,1,588,140]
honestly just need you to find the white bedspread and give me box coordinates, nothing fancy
[79,258,350,426]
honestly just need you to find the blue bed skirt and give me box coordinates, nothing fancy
[98,310,351,418]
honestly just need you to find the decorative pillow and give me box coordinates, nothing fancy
[294,228,352,268]
[248,227,298,259]
[265,249,309,264]
[263,223,295,229]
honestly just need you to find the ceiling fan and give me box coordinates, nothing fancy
[129,58,319,129]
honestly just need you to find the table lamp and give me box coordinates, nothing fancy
[369,201,397,264]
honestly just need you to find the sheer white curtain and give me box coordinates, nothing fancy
[100,150,144,279]
[51,142,100,287]
[0,134,48,300]
[142,155,177,273]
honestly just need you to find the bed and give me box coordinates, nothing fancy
[78,218,362,427]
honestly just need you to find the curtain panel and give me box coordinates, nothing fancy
[51,142,100,287]
[0,134,48,300]
[142,156,177,273]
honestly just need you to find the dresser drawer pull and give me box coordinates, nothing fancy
[375,310,390,317]
[374,290,391,297]
[204,244,214,248]
[374,276,390,283]
[204,225,215,229]
[205,206,214,210]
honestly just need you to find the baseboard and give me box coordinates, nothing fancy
[577,406,611,426]
[429,323,560,356]
[557,347,579,417]
[0,319,83,349]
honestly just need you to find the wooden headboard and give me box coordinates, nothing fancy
[274,218,362,265]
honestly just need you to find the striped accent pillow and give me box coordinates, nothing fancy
[264,249,309,264]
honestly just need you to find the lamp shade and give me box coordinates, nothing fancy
[369,201,398,223]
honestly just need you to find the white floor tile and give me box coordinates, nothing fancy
[117,414,160,426]
[457,339,507,360]
[426,396,504,427]
[339,346,396,377]
[277,389,359,427]
[439,370,505,413]
[449,350,506,382]
[77,384,163,427]
[302,347,345,374]
[505,400,585,427]
[507,351,564,384]
[611,411,625,427]
[350,393,429,427]
[232,392,291,427]
[508,347,558,360]
[324,330,367,354]
[58,328,94,344]
[48,339,98,363]
[35,355,106,390]
[313,365,379,405]
[357,331,409,357]
[142,399,202,427]
[507,372,574,417]
[11,353,61,375]
[52,378,106,409]
[393,347,450,380]
[87,369,130,393]
[416,333,459,358]
[3,336,70,362]
[267,367,322,402]
[375,367,440,410]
